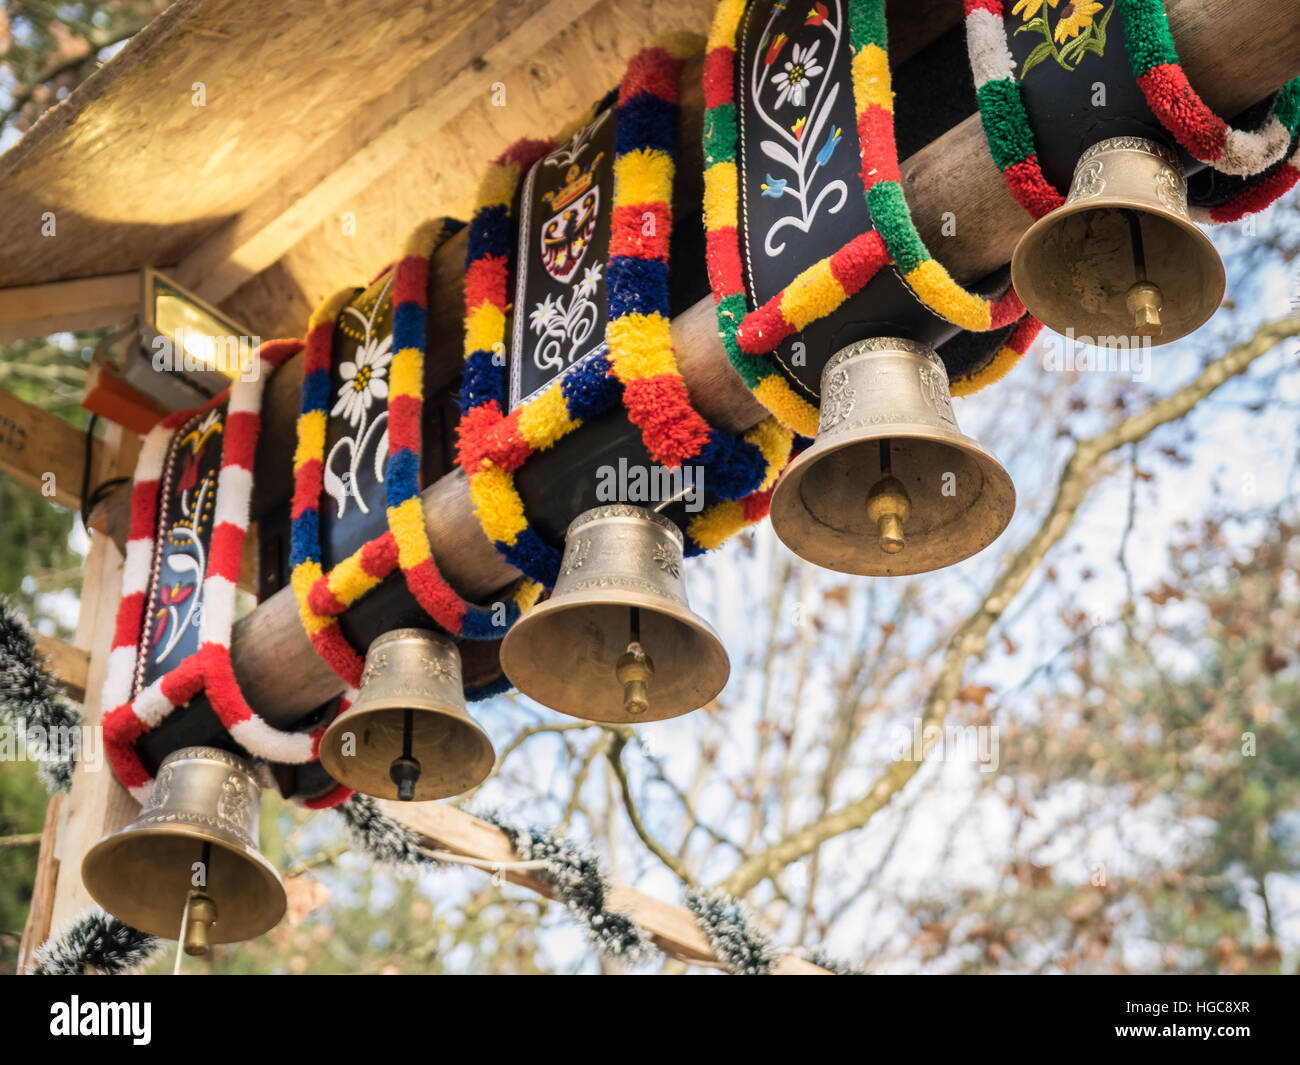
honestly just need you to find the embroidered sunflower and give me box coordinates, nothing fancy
[1054,0,1104,42]
[1011,0,1058,18]
[331,332,392,427]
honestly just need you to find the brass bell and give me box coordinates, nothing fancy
[1012,136,1225,345]
[499,505,729,723]
[82,746,286,954]
[769,338,1014,576]
[319,628,494,801]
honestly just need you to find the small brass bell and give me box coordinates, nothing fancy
[769,338,1015,576]
[319,628,494,801]
[1012,136,1225,345]
[499,505,729,723]
[82,746,286,953]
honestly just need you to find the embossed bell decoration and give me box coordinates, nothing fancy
[770,338,1015,576]
[499,505,729,723]
[319,628,494,802]
[82,746,286,956]
[1013,137,1224,345]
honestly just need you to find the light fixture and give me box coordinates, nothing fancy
[125,268,256,408]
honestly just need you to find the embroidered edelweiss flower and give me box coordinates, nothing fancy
[576,262,603,299]
[1054,0,1103,42]
[771,41,823,109]
[529,292,557,333]
[331,332,392,427]
[1011,0,1058,18]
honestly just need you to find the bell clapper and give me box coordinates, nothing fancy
[389,707,423,801]
[617,607,654,716]
[181,892,218,959]
[1121,209,1163,337]
[866,439,911,555]
[178,840,218,961]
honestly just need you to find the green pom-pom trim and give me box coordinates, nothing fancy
[1117,0,1179,77]
[976,78,1037,172]
[704,103,737,165]
[867,181,929,275]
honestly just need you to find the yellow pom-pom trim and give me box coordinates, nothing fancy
[293,411,327,469]
[754,376,820,439]
[606,312,676,381]
[781,258,849,332]
[518,382,580,451]
[852,44,893,113]
[902,260,993,332]
[703,162,740,231]
[614,149,674,206]
[469,463,529,545]
[388,346,423,401]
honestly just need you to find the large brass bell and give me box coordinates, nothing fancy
[82,746,286,955]
[499,505,729,723]
[319,628,494,801]
[1012,136,1225,345]
[770,338,1015,576]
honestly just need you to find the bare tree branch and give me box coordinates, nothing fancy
[717,316,1300,898]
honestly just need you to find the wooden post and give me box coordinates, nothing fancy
[21,425,143,951]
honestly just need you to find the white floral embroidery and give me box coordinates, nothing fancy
[529,263,603,374]
[325,277,393,518]
[331,331,393,428]
[770,41,824,109]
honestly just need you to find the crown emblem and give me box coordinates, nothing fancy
[542,155,604,213]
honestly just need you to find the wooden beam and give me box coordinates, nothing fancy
[0,388,107,511]
[379,799,829,973]
[0,272,138,344]
[32,635,90,703]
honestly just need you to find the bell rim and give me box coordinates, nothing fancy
[499,588,730,723]
[1011,196,1225,347]
[770,419,1016,576]
[81,822,286,944]
[317,704,496,801]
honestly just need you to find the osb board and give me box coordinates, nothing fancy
[0,0,505,289]
[227,0,965,339]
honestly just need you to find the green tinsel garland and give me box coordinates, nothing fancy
[0,599,80,794]
[32,911,162,975]
[686,890,781,975]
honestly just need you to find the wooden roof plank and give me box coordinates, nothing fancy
[0,0,499,289]
[175,0,606,304]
